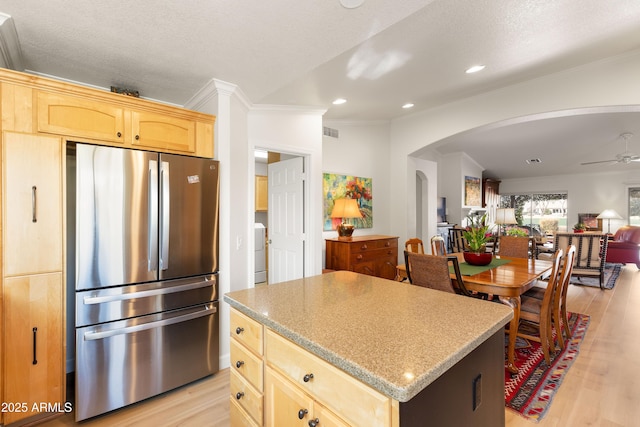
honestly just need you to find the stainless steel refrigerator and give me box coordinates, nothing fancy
[69,143,220,421]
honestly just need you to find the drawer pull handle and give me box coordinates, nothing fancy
[32,327,38,365]
[298,409,308,419]
[356,255,363,260]
[235,327,244,334]
[117,131,122,138]
[236,360,244,368]
[308,418,320,427]
[361,244,368,250]
[135,134,140,140]
[236,392,244,400]
[303,373,314,382]
[385,241,391,247]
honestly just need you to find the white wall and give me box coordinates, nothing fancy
[388,50,640,250]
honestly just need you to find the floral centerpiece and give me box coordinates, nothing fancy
[462,213,493,265]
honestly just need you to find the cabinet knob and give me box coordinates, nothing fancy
[303,373,314,382]
[298,409,308,419]
[361,244,368,250]
[308,418,320,427]
[236,392,244,400]
[356,255,363,260]
[385,241,390,247]
[135,134,140,140]
[236,360,244,369]
[117,131,122,138]
[235,327,244,335]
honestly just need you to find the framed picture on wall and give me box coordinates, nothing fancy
[323,173,373,231]
[578,213,602,231]
[464,176,481,207]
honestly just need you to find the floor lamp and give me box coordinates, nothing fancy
[596,209,622,234]
[495,208,517,235]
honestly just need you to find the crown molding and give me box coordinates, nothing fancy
[0,13,24,71]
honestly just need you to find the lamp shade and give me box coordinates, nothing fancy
[596,209,622,220]
[494,208,517,225]
[330,198,363,219]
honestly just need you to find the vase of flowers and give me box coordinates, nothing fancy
[462,213,493,265]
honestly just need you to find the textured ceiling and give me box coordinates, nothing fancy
[2,0,640,179]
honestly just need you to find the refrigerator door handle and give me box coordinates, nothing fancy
[160,161,170,270]
[82,304,217,341]
[148,160,159,271]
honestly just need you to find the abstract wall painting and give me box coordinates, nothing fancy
[323,173,373,231]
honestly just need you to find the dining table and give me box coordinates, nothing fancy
[397,253,555,374]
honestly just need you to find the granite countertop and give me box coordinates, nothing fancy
[224,271,513,402]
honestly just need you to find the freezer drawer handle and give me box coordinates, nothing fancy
[32,327,38,365]
[83,304,217,341]
[83,279,215,305]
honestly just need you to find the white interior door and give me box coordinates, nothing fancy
[268,157,304,284]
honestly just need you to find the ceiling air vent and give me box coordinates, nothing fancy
[525,158,542,164]
[323,126,339,138]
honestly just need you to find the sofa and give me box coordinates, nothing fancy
[606,225,640,268]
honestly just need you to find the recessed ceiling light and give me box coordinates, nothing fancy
[465,65,485,74]
[402,103,414,109]
[340,0,365,9]
[332,98,347,105]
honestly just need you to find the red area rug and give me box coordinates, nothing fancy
[505,312,590,422]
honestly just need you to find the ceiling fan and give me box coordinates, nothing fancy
[581,132,640,165]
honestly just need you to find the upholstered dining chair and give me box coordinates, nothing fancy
[404,251,474,297]
[430,235,447,256]
[525,245,576,350]
[512,248,564,365]
[404,238,425,254]
[493,235,533,259]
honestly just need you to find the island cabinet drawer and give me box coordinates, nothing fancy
[231,309,264,356]
[230,397,261,427]
[231,338,264,392]
[231,369,263,426]
[265,330,391,427]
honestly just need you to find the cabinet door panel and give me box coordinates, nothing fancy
[3,273,63,425]
[3,132,63,275]
[265,368,312,427]
[131,110,195,153]
[37,91,125,142]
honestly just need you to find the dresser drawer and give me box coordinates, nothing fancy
[231,369,263,426]
[265,330,391,427]
[350,238,397,253]
[231,338,264,392]
[231,309,264,356]
[350,248,396,264]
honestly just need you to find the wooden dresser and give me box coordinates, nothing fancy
[325,235,399,280]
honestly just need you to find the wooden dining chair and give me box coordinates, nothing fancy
[493,235,532,258]
[405,238,425,254]
[404,251,473,297]
[525,245,576,350]
[512,248,564,365]
[430,235,447,256]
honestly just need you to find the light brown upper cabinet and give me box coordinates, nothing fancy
[255,175,268,212]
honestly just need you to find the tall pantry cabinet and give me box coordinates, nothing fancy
[0,68,216,425]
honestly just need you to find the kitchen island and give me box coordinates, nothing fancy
[224,271,513,427]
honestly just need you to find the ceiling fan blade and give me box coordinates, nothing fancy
[580,159,619,165]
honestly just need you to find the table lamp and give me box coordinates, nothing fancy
[596,209,622,234]
[330,198,363,239]
[494,208,517,235]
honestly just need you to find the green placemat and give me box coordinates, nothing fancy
[451,257,512,276]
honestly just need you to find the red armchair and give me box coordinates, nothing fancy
[606,225,640,268]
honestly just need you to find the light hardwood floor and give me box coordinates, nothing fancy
[38,265,640,427]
